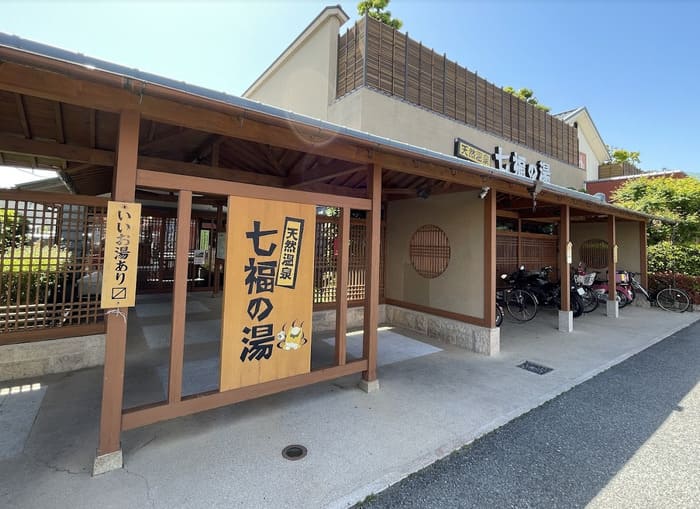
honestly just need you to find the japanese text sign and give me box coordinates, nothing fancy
[220,196,316,391]
[101,201,141,308]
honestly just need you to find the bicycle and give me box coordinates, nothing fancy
[628,272,691,313]
[497,268,538,322]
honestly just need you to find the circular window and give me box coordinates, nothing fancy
[580,238,609,269]
[409,225,451,278]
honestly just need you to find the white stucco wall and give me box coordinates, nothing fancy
[571,221,642,273]
[329,88,586,190]
[244,9,346,120]
[385,191,485,319]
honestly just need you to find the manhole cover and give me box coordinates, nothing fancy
[282,444,307,461]
[517,361,553,375]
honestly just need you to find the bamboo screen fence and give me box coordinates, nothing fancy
[496,232,559,281]
[337,16,579,166]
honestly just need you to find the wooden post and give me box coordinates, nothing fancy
[559,205,570,311]
[362,164,381,385]
[96,110,140,460]
[639,221,648,289]
[483,188,496,327]
[213,204,223,295]
[168,190,192,404]
[335,207,350,366]
[608,215,617,302]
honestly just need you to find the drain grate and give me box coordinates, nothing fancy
[517,361,553,375]
[282,444,307,461]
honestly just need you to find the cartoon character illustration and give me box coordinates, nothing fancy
[276,321,308,350]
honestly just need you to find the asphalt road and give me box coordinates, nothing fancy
[356,320,700,509]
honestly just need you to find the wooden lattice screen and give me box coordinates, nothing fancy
[337,16,579,166]
[496,232,559,281]
[579,238,609,269]
[0,192,107,339]
[313,216,385,305]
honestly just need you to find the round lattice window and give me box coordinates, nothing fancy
[409,225,451,278]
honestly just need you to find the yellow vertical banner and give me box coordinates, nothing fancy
[101,201,141,308]
[220,196,316,391]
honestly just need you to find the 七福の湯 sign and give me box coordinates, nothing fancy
[219,196,316,391]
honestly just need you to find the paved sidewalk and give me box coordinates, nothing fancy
[0,301,697,509]
[357,318,700,508]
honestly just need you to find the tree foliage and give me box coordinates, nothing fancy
[503,86,550,112]
[1,209,30,249]
[611,177,700,245]
[358,0,403,29]
[606,145,641,165]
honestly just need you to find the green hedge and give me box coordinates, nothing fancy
[649,272,700,305]
[647,242,700,276]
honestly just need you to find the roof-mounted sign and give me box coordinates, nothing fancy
[454,138,551,183]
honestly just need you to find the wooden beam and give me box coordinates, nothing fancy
[90,109,97,148]
[122,360,368,430]
[362,163,382,383]
[137,155,285,187]
[335,207,350,366]
[168,190,192,404]
[287,163,365,188]
[54,102,65,144]
[137,169,373,210]
[14,93,31,138]
[97,109,140,458]
[607,215,617,303]
[0,60,372,164]
[0,134,115,165]
[639,221,648,289]
[484,188,496,327]
[290,182,366,198]
[559,205,570,312]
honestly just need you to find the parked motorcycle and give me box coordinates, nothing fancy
[507,265,584,318]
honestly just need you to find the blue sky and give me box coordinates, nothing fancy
[2,0,699,175]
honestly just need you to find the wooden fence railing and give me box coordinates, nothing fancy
[1,190,385,343]
[337,16,579,166]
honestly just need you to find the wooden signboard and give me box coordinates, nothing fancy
[220,196,316,391]
[101,201,141,308]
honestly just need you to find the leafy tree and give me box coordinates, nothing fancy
[503,86,550,112]
[358,0,403,30]
[612,176,700,245]
[0,209,30,249]
[606,145,641,165]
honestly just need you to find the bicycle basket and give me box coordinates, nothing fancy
[582,272,596,286]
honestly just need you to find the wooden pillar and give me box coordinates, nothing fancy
[334,207,350,366]
[97,110,140,457]
[362,163,382,383]
[483,189,496,327]
[639,221,648,289]
[607,215,617,301]
[213,204,223,295]
[168,190,192,404]
[559,205,570,311]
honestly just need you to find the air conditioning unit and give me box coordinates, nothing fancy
[593,192,606,203]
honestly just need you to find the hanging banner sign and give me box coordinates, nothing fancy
[220,196,316,391]
[101,201,141,309]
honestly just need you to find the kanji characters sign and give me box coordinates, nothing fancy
[219,196,316,391]
[101,201,141,308]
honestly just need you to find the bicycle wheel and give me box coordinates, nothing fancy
[656,287,690,312]
[581,287,599,313]
[617,289,630,309]
[505,289,537,322]
[495,302,504,327]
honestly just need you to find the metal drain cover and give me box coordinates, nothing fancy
[282,444,307,461]
[517,361,553,375]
